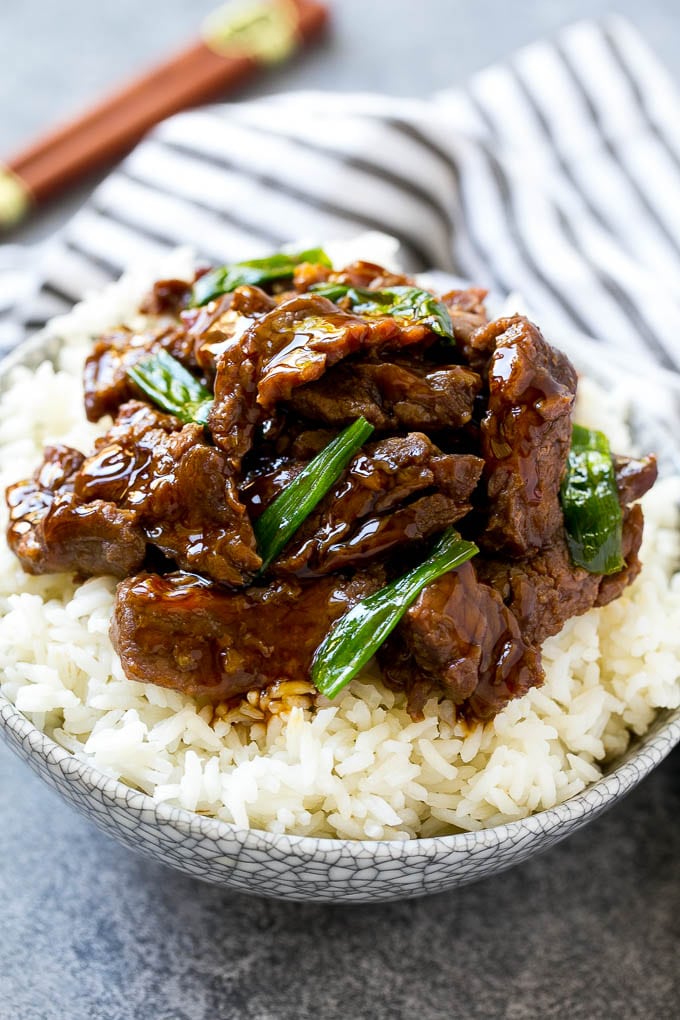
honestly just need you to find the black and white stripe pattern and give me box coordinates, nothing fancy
[2,16,680,374]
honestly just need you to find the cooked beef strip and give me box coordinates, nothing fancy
[5,257,661,726]
[24,498,146,578]
[6,445,146,578]
[440,287,488,350]
[75,401,261,586]
[480,316,577,557]
[183,285,277,380]
[83,324,201,423]
[111,568,385,703]
[476,455,656,645]
[248,296,411,399]
[293,261,333,291]
[475,533,602,648]
[287,358,482,432]
[475,509,643,648]
[240,458,307,520]
[272,435,484,577]
[323,260,415,290]
[379,561,544,721]
[278,492,471,578]
[612,454,658,506]
[385,452,656,720]
[84,285,280,425]
[8,403,261,585]
[139,278,193,316]
[238,426,343,520]
[208,294,435,465]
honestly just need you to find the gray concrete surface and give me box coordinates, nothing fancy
[1,2,679,1017]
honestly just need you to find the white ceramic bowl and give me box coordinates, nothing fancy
[1,326,679,903]
[1,691,678,902]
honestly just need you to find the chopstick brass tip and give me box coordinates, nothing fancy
[202,0,299,64]
[0,166,32,229]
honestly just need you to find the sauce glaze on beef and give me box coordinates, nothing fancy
[5,261,657,722]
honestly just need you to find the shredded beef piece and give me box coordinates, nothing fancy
[208,293,435,464]
[475,509,643,648]
[240,458,307,520]
[287,358,481,431]
[139,278,192,316]
[6,445,146,578]
[612,455,658,506]
[83,324,201,423]
[7,404,260,585]
[476,533,601,647]
[380,561,543,721]
[441,287,488,349]
[111,568,385,703]
[181,285,277,379]
[254,297,433,406]
[273,434,483,576]
[383,448,656,720]
[293,261,333,291]
[75,401,261,585]
[480,316,577,557]
[288,428,338,458]
[208,340,261,468]
[595,503,645,608]
[476,451,656,646]
[326,260,415,290]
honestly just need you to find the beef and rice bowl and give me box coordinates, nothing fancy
[1,245,678,839]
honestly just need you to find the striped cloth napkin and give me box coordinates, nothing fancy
[2,15,680,380]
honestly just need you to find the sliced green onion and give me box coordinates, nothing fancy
[192,247,332,306]
[308,282,353,303]
[126,350,213,425]
[254,416,374,572]
[310,283,454,341]
[312,528,479,699]
[560,424,624,575]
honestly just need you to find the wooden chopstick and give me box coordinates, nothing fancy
[0,0,329,229]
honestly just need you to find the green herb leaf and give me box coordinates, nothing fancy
[310,283,454,340]
[126,350,213,425]
[311,528,479,699]
[254,416,375,572]
[192,247,332,306]
[560,424,624,575]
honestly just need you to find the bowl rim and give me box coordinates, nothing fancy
[2,304,680,857]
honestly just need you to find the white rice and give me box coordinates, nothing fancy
[1,247,679,840]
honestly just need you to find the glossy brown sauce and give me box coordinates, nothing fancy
[4,267,658,722]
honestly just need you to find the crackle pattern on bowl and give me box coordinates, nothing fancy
[2,697,678,901]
